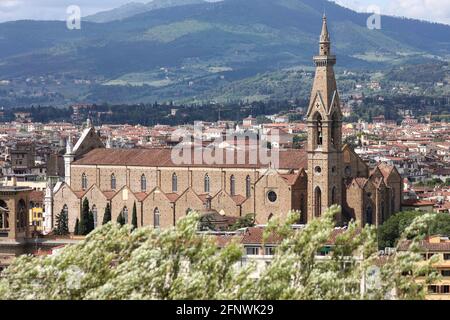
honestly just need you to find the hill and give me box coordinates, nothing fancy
[0,0,448,106]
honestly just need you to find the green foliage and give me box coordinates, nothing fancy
[378,211,450,249]
[102,203,112,225]
[54,209,69,236]
[87,211,95,234]
[74,218,80,236]
[79,198,90,236]
[116,212,125,226]
[0,207,438,300]
[131,202,138,231]
[230,214,255,230]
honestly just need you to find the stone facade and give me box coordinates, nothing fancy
[51,17,402,233]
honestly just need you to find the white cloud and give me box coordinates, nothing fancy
[387,0,450,25]
[334,0,450,25]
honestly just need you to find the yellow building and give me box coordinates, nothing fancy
[29,207,44,232]
[28,190,44,233]
[399,235,450,300]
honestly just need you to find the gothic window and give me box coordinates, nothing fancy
[154,208,160,228]
[0,200,9,230]
[345,166,352,177]
[17,199,26,229]
[141,174,147,192]
[204,174,210,193]
[92,205,98,228]
[381,202,385,224]
[246,175,251,198]
[172,173,178,193]
[268,213,274,222]
[366,206,373,225]
[315,114,323,146]
[186,208,192,216]
[331,187,337,205]
[230,175,236,196]
[300,194,306,224]
[331,112,339,147]
[391,192,396,214]
[111,174,116,190]
[315,187,322,217]
[82,173,88,190]
[122,207,128,224]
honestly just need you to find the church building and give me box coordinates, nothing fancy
[49,16,402,233]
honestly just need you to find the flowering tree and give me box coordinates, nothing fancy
[0,206,438,300]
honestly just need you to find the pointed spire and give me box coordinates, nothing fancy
[320,14,330,43]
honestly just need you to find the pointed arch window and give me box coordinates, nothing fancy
[154,207,160,228]
[366,206,373,225]
[82,173,88,190]
[122,207,128,224]
[300,194,306,224]
[141,174,147,192]
[17,200,26,229]
[172,173,178,193]
[204,174,210,193]
[315,187,322,217]
[315,114,323,146]
[230,175,236,196]
[0,200,9,229]
[246,175,251,198]
[111,174,116,190]
[331,186,337,205]
[331,113,339,147]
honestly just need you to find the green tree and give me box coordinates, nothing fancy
[116,212,125,226]
[74,218,80,236]
[102,203,111,225]
[0,207,438,300]
[54,209,69,236]
[230,213,255,230]
[87,210,95,234]
[378,211,422,249]
[378,210,450,249]
[131,202,138,231]
[79,198,90,236]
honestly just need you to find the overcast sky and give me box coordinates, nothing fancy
[0,0,449,25]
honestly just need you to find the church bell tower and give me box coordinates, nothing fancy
[306,15,343,223]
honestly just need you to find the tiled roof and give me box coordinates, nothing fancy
[280,173,299,186]
[29,190,44,203]
[241,227,283,245]
[231,195,247,206]
[72,148,307,170]
[398,240,450,252]
[165,193,180,202]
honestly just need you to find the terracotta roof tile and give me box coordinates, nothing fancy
[231,195,247,205]
[165,193,180,202]
[72,148,307,170]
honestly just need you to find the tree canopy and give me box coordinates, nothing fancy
[0,207,438,300]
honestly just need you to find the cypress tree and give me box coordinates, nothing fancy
[88,210,95,233]
[79,198,90,235]
[55,209,69,236]
[74,218,80,236]
[131,202,138,230]
[116,212,125,226]
[102,203,112,225]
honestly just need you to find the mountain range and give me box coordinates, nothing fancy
[0,0,448,106]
